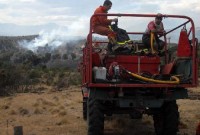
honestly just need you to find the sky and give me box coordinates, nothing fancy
[0,0,199,40]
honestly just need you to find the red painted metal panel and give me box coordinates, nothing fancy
[161,61,175,74]
[105,55,160,74]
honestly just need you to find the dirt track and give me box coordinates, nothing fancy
[0,86,200,135]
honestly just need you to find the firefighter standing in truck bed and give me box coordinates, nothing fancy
[142,13,165,51]
[92,0,118,44]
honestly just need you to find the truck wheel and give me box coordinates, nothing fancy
[83,97,88,120]
[87,97,104,135]
[153,100,179,135]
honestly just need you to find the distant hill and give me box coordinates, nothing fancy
[0,35,37,51]
[0,35,85,69]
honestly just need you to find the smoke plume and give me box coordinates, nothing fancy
[18,29,81,52]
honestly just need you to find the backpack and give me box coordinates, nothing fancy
[111,23,131,44]
[108,23,133,53]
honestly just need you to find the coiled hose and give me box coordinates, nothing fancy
[126,70,180,84]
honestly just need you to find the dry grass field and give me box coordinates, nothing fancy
[0,85,199,135]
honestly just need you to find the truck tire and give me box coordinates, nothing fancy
[83,97,88,120]
[153,100,179,135]
[87,97,104,135]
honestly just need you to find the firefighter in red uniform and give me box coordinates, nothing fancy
[142,13,165,51]
[92,0,118,44]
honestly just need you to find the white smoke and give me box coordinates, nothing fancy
[19,29,80,52]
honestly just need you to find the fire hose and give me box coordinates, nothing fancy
[126,70,180,84]
[150,32,156,54]
[109,62,180,84]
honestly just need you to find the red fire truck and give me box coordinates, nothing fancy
[80,13,199,135]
